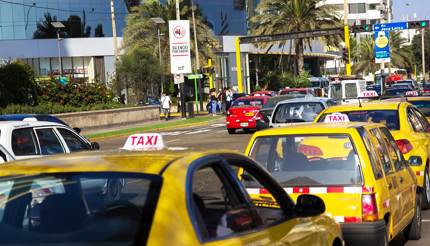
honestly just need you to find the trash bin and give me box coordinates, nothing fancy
[187,102,195,118]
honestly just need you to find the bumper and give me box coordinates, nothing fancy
[341,220,386,246]
[226,119,266,130]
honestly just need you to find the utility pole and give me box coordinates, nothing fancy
[343,0,351,76]
[191,0,203,111]
[422,28,426,82]
[387,0,392,76]
[176,0,186,118]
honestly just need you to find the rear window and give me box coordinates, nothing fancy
[273,102,324,123]
[231,99,263,107]
[12,128,39,156]
[410,101,430,117]
[249,135,362,186]
[344,83,358,98]
[0,172,161,244]
[319,110,400,130]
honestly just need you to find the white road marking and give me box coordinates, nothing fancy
[210,123,226,128]
[160,131,186,136]
[166,139,180,143]
[185,129,211,135]
[422,219,430,223]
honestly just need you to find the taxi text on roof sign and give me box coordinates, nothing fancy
[324,113,350,123]
[359,90,378,98]
[405,91,419,96]
[122,133,165,151]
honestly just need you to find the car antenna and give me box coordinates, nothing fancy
[358,97,362,108]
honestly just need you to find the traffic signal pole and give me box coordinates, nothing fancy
[343,0,352,76]
[176,0,186,118]
[422,28,426,81]
[235,37,243,93]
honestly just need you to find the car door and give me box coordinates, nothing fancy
[187,158,270,245]
[368,128,403,235]
[223,156,333,246]
[10,127,41,160]
[55,127,91,153]
[33,127,65,156]
[379,127,415,228]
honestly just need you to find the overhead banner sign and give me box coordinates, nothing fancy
[169,20,192,74]
[374,30,391,64]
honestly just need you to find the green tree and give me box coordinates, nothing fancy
[115,47,162,102]
[412,32,430,74]
[250,0,341,75]
[352,32,413,74]
[0,62,38,107]
[123,0,218,75]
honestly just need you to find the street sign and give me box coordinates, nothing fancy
[169,20,192,74]
[174,74,184,84]
[187,74,203,79]
[374,30,391,64]
[374,22,407,32]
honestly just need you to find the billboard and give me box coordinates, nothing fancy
[169,20,192,74]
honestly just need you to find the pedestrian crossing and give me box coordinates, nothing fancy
[159,124,226,136]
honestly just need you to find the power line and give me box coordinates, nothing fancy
[0,0,128,16]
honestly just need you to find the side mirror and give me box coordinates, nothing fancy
[295,194,325,217]
[73,127,82,134]
[91,142,100,150]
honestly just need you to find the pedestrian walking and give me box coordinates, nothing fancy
[161,92,172,121]
[209,88,217,116]
[226,87,233,111]
[219,87,227,114]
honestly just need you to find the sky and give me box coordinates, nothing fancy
[393,0,430,21]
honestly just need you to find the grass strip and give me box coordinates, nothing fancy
[85,116,221,140]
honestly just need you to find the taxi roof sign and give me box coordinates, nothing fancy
[359,90,379,98]
[324,113,350,123]
[405,90,419,96]
[122,133,165,151]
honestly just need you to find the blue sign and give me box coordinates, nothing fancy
[374,22,407,32]
[374,30,391,63]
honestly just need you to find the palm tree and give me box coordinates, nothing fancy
[123,0,218,73]
[352,32,413,74]
[250,0,341,75]
[33,13,65,39]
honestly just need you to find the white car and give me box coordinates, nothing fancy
[270,97,336,128]
[0,121,99,160]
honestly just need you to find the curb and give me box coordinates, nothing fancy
[87,117,223,141]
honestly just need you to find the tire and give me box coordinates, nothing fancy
[227,129,235,134]
[243,128,251,133]
[404,192,422,240]
[422,167,430,209]
[382,222,389,246]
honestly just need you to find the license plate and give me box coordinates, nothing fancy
[240,122,249,127]
[245,112,254,116]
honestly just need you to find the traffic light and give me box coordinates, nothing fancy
[408,20,429,29]
[342,48,349,63]
[352,24,373,33]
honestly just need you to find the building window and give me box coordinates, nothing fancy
[369,4,378,10]
[349,3,366,14]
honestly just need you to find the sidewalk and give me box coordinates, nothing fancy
[83,114,224,140]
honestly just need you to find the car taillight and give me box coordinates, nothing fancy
[395,139,413,154]
[362,193,378,221]
[298,144,323,156]
[424,89,430,93]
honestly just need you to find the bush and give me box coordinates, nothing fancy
[0,62,38,107]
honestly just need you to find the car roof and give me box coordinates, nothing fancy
[322,101,404,112]
[253,122,383,137]
[0,149,240,176]
[0,120,64,129]
[277,97,329,104]
[237,95,271,100]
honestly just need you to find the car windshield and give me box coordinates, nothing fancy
[231,99,263,107]
[249,135,362,186]
[273,102,324,123]
[319,110,400,130]
[411,101,430,116]
[0,172,160,244]
[385,87,413,96]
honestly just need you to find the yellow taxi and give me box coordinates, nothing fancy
[0,133,343,246]
[245,122,421,245]
[315,101,430,209]
[385,96,430,122]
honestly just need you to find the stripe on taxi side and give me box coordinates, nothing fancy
[246,186,372,195]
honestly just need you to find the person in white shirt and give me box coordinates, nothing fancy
[160,92,172,121]
[225,87,233,110]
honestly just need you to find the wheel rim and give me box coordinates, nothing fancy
[426,173,430,203]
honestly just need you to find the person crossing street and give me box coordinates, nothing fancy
[161,92,172,121]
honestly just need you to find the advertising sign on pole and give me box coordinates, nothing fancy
[169,20,192,74]
[374,30,391,64]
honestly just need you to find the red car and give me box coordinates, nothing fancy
[250,91,275,97]
[226,96,269,134]
[279,88,314,96]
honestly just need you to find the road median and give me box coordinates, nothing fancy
[85,115,223,140]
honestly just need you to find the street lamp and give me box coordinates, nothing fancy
[51,21,65,77]
[151,17,166,94]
